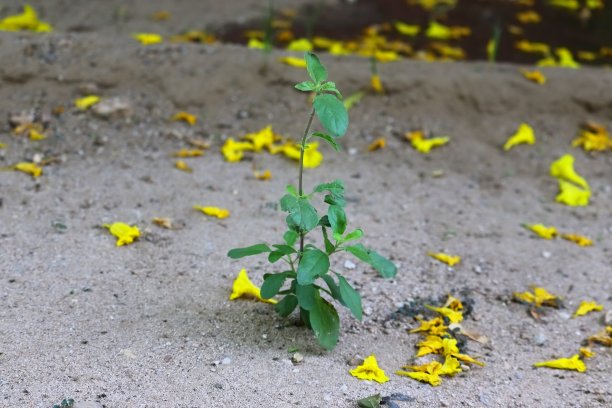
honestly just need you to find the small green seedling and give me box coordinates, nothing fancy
[228,52,397,350]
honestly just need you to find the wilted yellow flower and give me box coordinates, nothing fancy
[516,10,541,23]
[526,224,557,239]
[515,40,550,55]
[443,295,463,311]
[579,347,595,358]
[152,217,173,229]
[0,4,52,32]
[588,327,612,347]
[556,48,580,68]
[370,74,384,94]
[75,95,101,110]
[522,70,546,85]
[349,355,389,383]
[534,354,586,372]
[556,179,590,207]
[406,131,450,153]
[426,305,463,323]
[426,21,470,40]
[550,154,589,190]
[254,169,272,180]
[221,138,254,162]
[13,162,43,178]
[245,126,278,152]
[172,149,204,158]
[174,160,193,173]
[428,252,461,266]
[416,335,444,356]
[574,300,603,317]
[561,233,592,247]
[103,222,140,246]
[504,123,535,151]
[279,142,323,168]
[368,137,386,151]
[396,370,441,386]
[279,56,307,68]
[572,122,612,152]
[409,317,448,336]
[287,38,313,52]
[132,33,163,45]
[394,22,420,36]
[193,205,230,219]
[514,286,559,308]
[230,269,277,304]
[172,111,197,126]
[29,129,47,141]
[396,355,461,385]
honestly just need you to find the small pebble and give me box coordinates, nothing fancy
[343,260,356,270]
[348,147,358,155]
[533,331,547,346]
[292,352,304,364]
[604,310,612,326]
[221,357,231,365]
[542,251,551,259]
[473,265,483,274]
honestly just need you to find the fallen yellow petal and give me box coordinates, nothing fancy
[29,129,47,141]
[516,10,541,24]
[221,138,254,162]
[370,74,385,94]
[409,317,448,336]
[103,222,140,246]
[428,252,461,266]
[579,347,595,358]
[0,4,52,32]
[550,154,589,190]
[394,21,420,36]
[230,269,277,304]
[504,123,536,151]
[175,160,193,173]
[14,162,43,178]
[406,131,450,154]
[426,21,470,40]
[416,335,444,356]
[574,300,603,317]
[515,40,550,55]
[514,286,559,308]
[368,137,386,151]
[572,122,612,152]
[254,169,272,180]
[561,233,593,247]
[245,125,278,152]
[534,354,586,372]
[133,33,163,45]
[75,95,101,110]
[426,305,463,323]
[0,142,6,149]
[279,56,307,68]
[556,179,590,207]
[172,149,204,158]
[395,370,441,386]
[526,224,557,239]
[172,111,197,126]
[194,205,230,219]
[443,295,463,311]
[349,355,389,383]
[286,38,313,52]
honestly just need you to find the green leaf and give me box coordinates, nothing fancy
[310,294,340,350]
[275,294,298,317]
[286,198,319,234]
[296,283,316,310]
[313,180,345,194]
[286,184,298,197]
[344,91,365,111]
[314,94,349,137]
[268,251,284,263]
[295,80,316,92]
[320,82,342,98]
[328,205,347,235]
[311,132,340,151]
[357,394,382,408]
[321,227,335,254]
[283,230,298,246]
[369,250,397,278]
[338,275,362,320]
[261,273,288,299]
[227,243,271,259]
[280,194,298,211]
[343,228,363,242]
[273,244,296,255]
[345,243,371,263]
[297,248,330,285]
[305,52,327,83]
[320,274,343,303]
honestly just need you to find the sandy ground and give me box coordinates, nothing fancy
[1,1,611,407]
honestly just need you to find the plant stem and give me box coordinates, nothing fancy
[298,107,316,255]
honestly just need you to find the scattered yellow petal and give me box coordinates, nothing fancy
[556,179,591,207]
[172,148,204,158]
[507,25,524,36]
[522,70,546,85]
[428,252,461,266]
[368,137,386,151]
[394,21,420,37]
[577,51,597,61]
[172,111,197,126]
[103,222,140,246]
[515,40,550,55]
[175,160,193,173]
[370,74,385,94]
[526,224,557,239]
[0,4,52,32]
[287,38,313,52]
[504,123,536,151]
[229,269,277,304]
[247,38,265,49]
[343,91,364,110]
[29,129,47,141]
[431,42,465,60]
[588,327,612,347]
[534,354,586,372]
[279,56,307,68]
[516,10,541,24]
[403,360,443,374]
[561,233,593,247]
[0,142,6,149]
[187,137,211,150]
[254,169,272,180]
[152,217,173,229]
[439,355,463,375]
[574,300,603,317]
[349,355,389,383]
[572,122,612,152]
[395,370,441,386]
[556,48,580,68]
[514,286,559,308]
[416,335,444,356]
[452,352,486,367]
[13,162,42,178]
[133,33,163,45]
[443,295,463,311]
[579,347,595,358]
[550,154,589,190]
[279,142,323,168]
[193,205,230,219]
[409,317,448,336]
[74,95,101,111]
[221,138,254,162]
[426,21,470,40]
[426,305,463,323]
[406,131,450,153]
[245,125,278,152]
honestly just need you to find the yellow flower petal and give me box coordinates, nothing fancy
[515,40,550,55]
[279,56,307,68]
[550,154,589,190]
[439,355,462,375]
[368,137,386,151]
[443,295,463,311]
[579,347,595,358]
[573,300,603,317]
[172,149,204,158]
[395,370,441,386]
[556,179,590,207]
[428,252,461,266]
[0,5,53,32]
[172,111,197,126]
[406,131,449,153]
[103,222,140,246]
[0,142,6,149]
[13,162,43,178]
[556,48,580,68]
[254,169,272,180]
[133,33,163,45]
[452,352,485,366]
[75,95,101,110]
[403,360,442,375]
[175,160,193,173]
[343,91,364,110]
[426,21,470,40]
[229,269,277,304]
[370,74,385,94]
[394,21,420,37]
[526,224,557,239]
[416,335,444,356]
[426,305,463,323]
[588,326,612,347]
[349,355,389,383]
[29,129,47,140]
[247,38,265,49]
[286,38,313,52]
[221,138,254,162]
[561,233,593,247]
[409,317,448,336]
[514,286,559,308]
[516,10,541,24]
[572,122,612,152]
[504,123,535,151]
[534,354,586,372]
[245,125,278,152]
[193,205,230,219]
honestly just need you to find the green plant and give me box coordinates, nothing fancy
[228,52,396,350]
